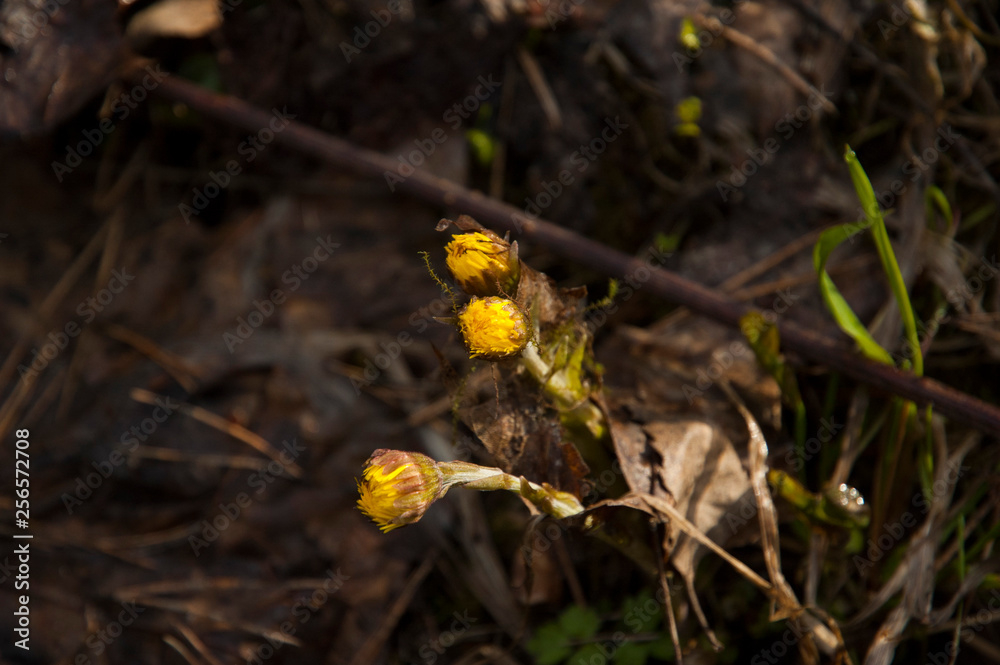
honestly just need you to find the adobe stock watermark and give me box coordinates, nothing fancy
[945,254,998,310]
[223,235,340,352]
[516,116,629,223]
[748,617,816,665]
[189,438,306,556]
[841,125,960,243]
[721,417,844,535]
[572,580,685,665]
[877,2,921,40]
[680,289,800,403]
[782,416,843,473]
[18,268,136,384]
[62,396,180,514]
[383,75,502,192]
[245,568,350,665]
[339,0,406,62]
[852,459,968,575]
[51,65,169,182]
[519,462,624,563]
[81,601,145,657]
[11,0,69,41]
[179,107,297,224]
[923,588,1000,665]
[544,0,585,28]
[883,246,995,364]
[889,310,949,368]
[350,291,456,394]
[716,85,832,202]
[749,588,1000,665]
[417,610,478,664]
[583,244,672,334]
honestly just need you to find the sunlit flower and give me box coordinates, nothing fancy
[457,296,530,360]
[357,448,585,533]
[445,231,520,297]
[357,449,444,532]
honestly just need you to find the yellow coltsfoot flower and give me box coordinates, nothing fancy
[457,296,530,360]
[445,231,520,297]
[357,448,585,533]
[357,449,445,532]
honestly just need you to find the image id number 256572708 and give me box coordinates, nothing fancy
[14,428,31,651]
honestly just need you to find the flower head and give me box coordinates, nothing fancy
[357,449,445,532]
[445,232,520,297]
[457,296,530,360]
[357,449,585,535]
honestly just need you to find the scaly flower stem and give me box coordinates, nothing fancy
[520,341,607,439]
[358,450,585,533]
[439,460,585,519]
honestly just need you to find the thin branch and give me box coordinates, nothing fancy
[141,74,1000,437]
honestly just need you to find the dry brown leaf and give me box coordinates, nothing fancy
[610,417,753,572]
[125,0,223,49]
[611,316,783,433]
[598,316,781,575]
[441,352,589,497]
[599,315,848,658]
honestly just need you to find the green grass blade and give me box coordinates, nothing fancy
[844,146,923,376]
[813,226,894,364]
[925,185,953,227]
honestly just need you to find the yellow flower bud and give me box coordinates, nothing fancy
[457,296,530,360]
[357,449,585,534]
[445,231,520,297]
[356,449,445,532]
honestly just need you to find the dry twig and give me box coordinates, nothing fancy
[138,74,1000,437]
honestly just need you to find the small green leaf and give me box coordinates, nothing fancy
[813,224,894,365]
[654,232,681,254]
[647,634,676,660]
[466,129,496,167]
[558,605,601,639]
[675,96,702,124]
[924,185,953,226]
[680,17,700,50]
[622,592,661,633]
[568,644,603,665]
[528,606,601,665]
[674,97,702,136]
[527,623,573,665]
[614,641,648,665]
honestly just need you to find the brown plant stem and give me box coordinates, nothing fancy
[142,73,1000,437]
